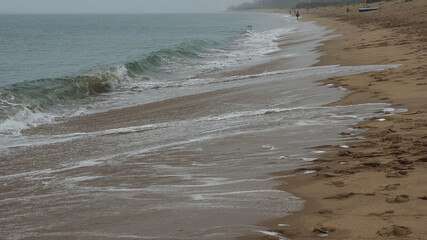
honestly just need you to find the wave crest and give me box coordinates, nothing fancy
[0,26,286,135]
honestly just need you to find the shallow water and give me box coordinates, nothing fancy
[0,13,404,240]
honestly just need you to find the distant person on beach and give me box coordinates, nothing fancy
[296,11,300,19]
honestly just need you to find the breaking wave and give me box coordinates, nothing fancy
[0,26,289,135]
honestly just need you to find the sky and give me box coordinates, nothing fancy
[0,0,250,14]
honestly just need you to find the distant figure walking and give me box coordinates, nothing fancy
[296,11,300,19]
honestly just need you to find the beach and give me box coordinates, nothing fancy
[0,2,425,239]
[239,0,427,239]
[2,13,400,240]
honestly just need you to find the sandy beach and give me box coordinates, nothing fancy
[4,13,393,239]
[238,0,426,239]
[1,1,425,239]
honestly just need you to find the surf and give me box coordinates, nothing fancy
[0,13,291,135]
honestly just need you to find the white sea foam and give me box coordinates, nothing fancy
[383,107,396,113]
[0,168,56,180]
[0,63,401,142]
[0,99,405,161]
[0,156,110,181]
[0,108,58,136]
[191,190,286,201]
[201,25,295,71]
[262,145,276,150]
[66,176,101,183]
[39,232,158,239]
[313,150,326,154]
[0,105,326,149]
[142,176,286,195]
[302,157,317,162]
[303,170,317,174]
[191,162,216,167]
[258,230,287,240]
[296,120,324,126]
[197,106,322,122]
[100,187,150,192]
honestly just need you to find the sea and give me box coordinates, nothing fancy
[0,13,403,239]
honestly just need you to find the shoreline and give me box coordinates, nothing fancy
[1,4,425,239]
[237,0,427,239]
[3,14,381,239]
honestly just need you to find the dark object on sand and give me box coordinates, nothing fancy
[359,7,379,12]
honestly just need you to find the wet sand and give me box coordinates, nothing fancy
[239,0,427,239]
[2,2,425,239]
[3,18,400,239]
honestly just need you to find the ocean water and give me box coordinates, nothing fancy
[0,13,289,134]
[0,13,403,240]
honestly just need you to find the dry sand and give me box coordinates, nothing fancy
[237,0,427,239]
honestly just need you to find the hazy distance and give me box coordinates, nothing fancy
[0,0,250,14]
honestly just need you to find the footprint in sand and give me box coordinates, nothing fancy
[316,172,341,178]
[362,161,382,167]
[386,194,410,203]
[396,159,412,165]
[368,210,394,220]
[377,225,412,237]
[318,209,333,215]
[324,192,356,200]
[383,183,400,191]
[386,170,408,178]
[331,181,345,187]
[313,225,336,236]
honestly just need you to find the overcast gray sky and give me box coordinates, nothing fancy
[0,0,250,14]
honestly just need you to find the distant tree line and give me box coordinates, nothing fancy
[295,0,361,9]
[228,0,307,10]
[228,0,379,10]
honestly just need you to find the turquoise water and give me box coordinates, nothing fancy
[0,13,288,134]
